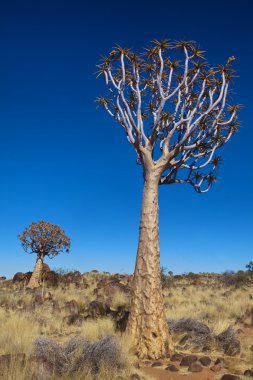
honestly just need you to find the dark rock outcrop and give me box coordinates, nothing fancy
[188,362,203,372]
[108,304,129,332]
[95,276,131,298]
[151,362,163,367]
[171,353,183,362]
[61,271,82,285]
[199,356,211,366]
[180,355,198,366]
[165,364,179,371]
[13,272,32,283]
[210,364,222,372]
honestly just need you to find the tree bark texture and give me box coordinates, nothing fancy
[127,169,170,359]
[27,256,43,288]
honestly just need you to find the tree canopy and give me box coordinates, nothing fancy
[18,220,71,259]
[97,39,239,193]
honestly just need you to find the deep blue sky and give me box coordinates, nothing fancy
[0,0,252,278]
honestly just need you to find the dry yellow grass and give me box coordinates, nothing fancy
[0,311,137,380]
[1,359,137,380]
[111,290,128,309]
[78,317,115,340]
[0,309,40,355]
[0,273,253,379]
[164,283,253,334]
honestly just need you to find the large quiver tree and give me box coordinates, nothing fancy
[97,39,239,359]
[18,220,70,288]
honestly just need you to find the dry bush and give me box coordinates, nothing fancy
[0,332,136,380]
[168,317,213,349]
[32,335,132,378]
[216,326,240,355]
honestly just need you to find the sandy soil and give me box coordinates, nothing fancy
[141,366,217,380]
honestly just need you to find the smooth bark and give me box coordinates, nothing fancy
[127,167,170,359]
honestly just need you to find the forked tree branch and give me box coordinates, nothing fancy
[97,40,239,192]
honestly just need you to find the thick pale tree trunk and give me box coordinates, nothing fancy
[27,256,43,288]
[127,167,171,359]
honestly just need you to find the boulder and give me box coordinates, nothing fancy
[221,375,241,380]
[44,271,59,287]
[225,339,241,356]
[109,305,129,332]
[211,364,222,372]
[13,272,25,282]
[180,355,198,366]
[62,271,82,285]
[165,364,179,371]
[188,363,203,372]
[215,358,225,365]
[151,362,163,367]
[42,263,51,272]
[94,276,132,298]
[171,353,184,362]
[13,272,32,283]
[25,272,33,281]
[130,374,141,380]
[199,356,211,366]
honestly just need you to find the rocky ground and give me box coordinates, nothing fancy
[0,269,252,379]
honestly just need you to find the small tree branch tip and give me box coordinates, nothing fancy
[152,39,173,50]
[226,56,236,65]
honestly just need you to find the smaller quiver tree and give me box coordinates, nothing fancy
[18,220,70,289]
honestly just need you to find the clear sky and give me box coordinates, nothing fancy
[0,0,252,278]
